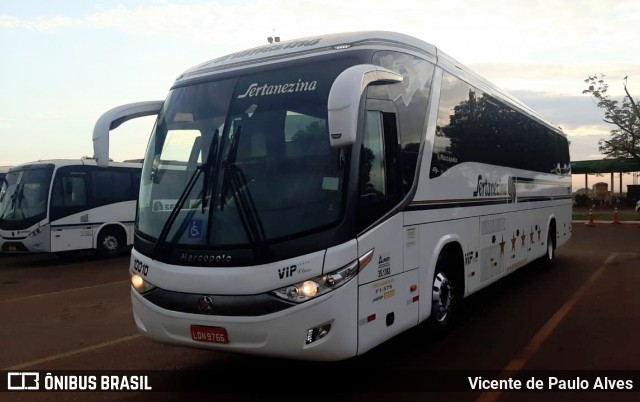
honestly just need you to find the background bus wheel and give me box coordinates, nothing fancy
[97,227,124,258]
[429,262,456,331]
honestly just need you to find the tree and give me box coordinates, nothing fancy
[583,74,640,161]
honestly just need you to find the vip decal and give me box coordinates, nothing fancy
[237,79,318,99]
[277,260,312,279]
[464,251,477,266]
[278,265,297,279]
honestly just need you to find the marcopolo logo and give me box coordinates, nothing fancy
[237,79,318,99]
[179,252,232,264]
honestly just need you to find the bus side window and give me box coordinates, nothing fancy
[360,111,387,199]
[358,109,401,231]
[62,176,87,206]
[50,172,87,221]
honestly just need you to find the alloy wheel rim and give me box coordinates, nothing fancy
[432,272,453,322]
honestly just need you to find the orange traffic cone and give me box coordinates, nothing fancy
[586,206,596,227]
[612,206,621,224]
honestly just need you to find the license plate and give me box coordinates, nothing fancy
[190,325,229,344]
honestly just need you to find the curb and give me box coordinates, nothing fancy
[572,220,640,224]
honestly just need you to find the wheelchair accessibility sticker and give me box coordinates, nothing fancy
[188,220,203,239]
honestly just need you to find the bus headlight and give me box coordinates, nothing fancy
[131,274,156,294]
[273,249,374,303]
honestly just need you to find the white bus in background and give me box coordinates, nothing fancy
[0,158,142,257]
[118,31,572,361]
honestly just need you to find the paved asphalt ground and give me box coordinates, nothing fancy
[0,221,639,402]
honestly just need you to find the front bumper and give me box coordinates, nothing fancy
[130,277,359,361]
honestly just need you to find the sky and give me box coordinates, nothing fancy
[2,0,640,190]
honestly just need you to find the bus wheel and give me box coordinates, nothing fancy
[429,261,456,331]
[97,228,124,258]
[543,227,556,268]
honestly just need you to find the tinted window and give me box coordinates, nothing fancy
[92,170,132,201]
[358,108,401,231]
[360,111,387,198]
[371,51,434,192]
[430,72,569,177]
[50,166,139,221]
[52,174,87,207]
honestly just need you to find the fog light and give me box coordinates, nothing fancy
[305,323,331,345]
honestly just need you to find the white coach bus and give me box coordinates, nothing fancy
[123,31,572,361]
[0,158,142,257]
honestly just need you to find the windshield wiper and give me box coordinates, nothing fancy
[153,165,203,254]
[200,129,219,212]
[153,129,221,254]
[219,125,266,245]
[7,183,28,219]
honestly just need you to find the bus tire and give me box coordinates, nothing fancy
[96,227,124,258]
[428,258,457,332]
[542,223,556,268]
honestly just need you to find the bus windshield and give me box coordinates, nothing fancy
[137,58,356,248]
[0,165,53,229]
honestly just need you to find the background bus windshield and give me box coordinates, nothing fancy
[0,166,53,229]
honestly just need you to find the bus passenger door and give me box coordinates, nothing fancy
[356,101,420,355]
[50,169,93,252]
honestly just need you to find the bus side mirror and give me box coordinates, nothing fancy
[93,101,164,168]
[328,64,403,148]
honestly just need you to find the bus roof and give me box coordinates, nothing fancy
[178,31,437,82]
[8,159,142,171]
[176,31,561,134]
